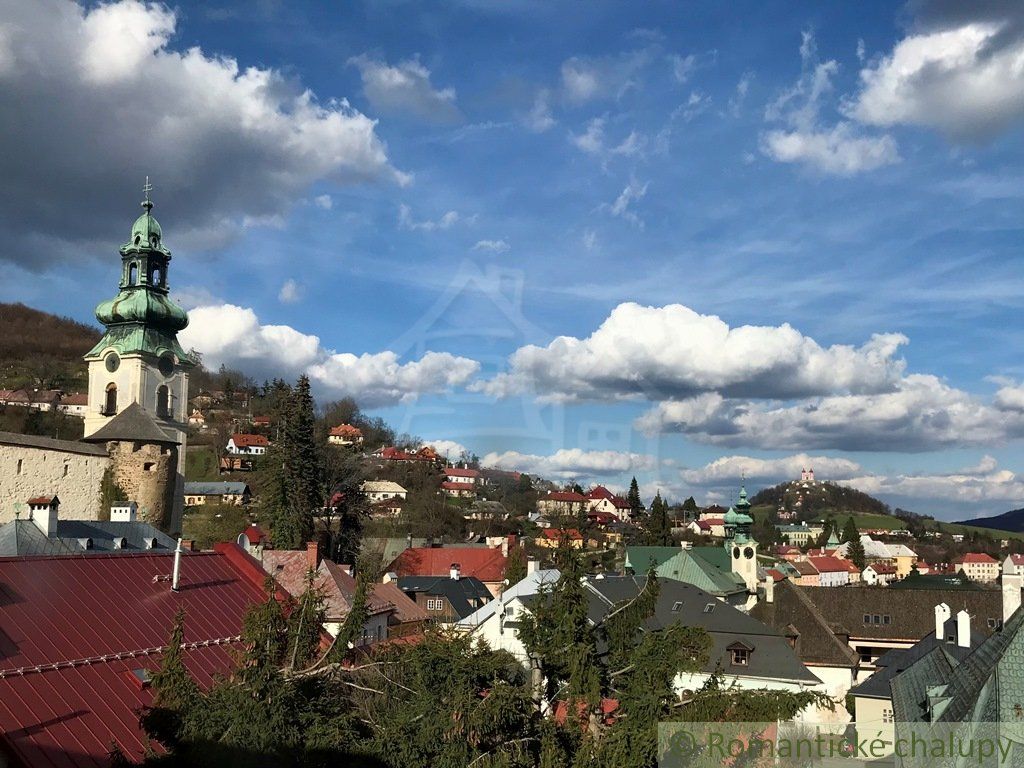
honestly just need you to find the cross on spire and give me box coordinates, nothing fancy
[142,176,154,212]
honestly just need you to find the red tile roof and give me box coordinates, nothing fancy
[766,569,786,582]
[807,556,848,574]
[241,523,267,545]
[441,481,476,491]
[329,424,362,437]
[586,485,615,500]
[59,393,88,406]
[446,467,480,478]
[26,496,57,506]
[230,433,269,448]
[870,563,897,574]
[956,552,998,564]
[388,546,508,583]
[1009,555,1024,566]
[0,543,275,766]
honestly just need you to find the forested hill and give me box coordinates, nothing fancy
[0,303,100,391]
[750,479,890,518]
[954,508,1024,533]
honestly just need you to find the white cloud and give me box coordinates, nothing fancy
[560,49,653,104]
[729,72,753,116]
[761,122,900,175]
[472,239,510,253]
[0,0,406,266]
[669,53,697,83]
[523,88,556,132]
[482,448,658,480]
[761,30,898,175]
[180,303,479,407]
[582,229,597,250]
[399,203,462,231]
[348,54,460,123]
[848,457,1024,505]
[569,117,645,159]
[848,22,1024,141]
[681,454,864,485]
[638,374,1024,452]
[313,194,333,210]
[278,278,301,304]
[608,178,649,227]
[424,439,470,459]
[476,302,908,402]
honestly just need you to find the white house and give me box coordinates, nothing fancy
[862,563,897,586]
[226,434,269,455]
[360,480,408,503]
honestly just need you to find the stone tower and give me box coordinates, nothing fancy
[725,486,759,592]
[82,182,194,532]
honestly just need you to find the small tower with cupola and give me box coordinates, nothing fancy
[83,180,194,532]
[725,486,759,592]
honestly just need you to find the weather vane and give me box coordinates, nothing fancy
[142,176,154,210]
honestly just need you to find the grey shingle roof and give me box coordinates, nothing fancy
[398,575,492,620]
[81,402,179,444]
[584,576,820,685]
[750,579,861,668]
[0,519,177,556]
[0,431,107,457]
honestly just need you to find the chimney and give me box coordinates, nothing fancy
[502,534,515,557]
[29,497,59,538]
[172,538,183,591]
[406,532,413,550]
[935,603,951,639]
[450,562,461,581]
[527,559,540,576]
[763,574,775,604]
[1003,557,1022,624]
[306,541,319,571]
[180,540,195,552]
[956,609,971,648]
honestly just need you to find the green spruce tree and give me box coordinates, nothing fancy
[627,476,644,519]
[647,491,671,546]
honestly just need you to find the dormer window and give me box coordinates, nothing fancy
[727,641,753,667]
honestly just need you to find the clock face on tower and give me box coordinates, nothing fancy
[732,547,740,558]
[744,547,754,559]
[105,353,120,373]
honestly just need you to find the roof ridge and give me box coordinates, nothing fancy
[789,582,860,664]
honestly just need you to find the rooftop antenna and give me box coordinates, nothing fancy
[172,538,183,591]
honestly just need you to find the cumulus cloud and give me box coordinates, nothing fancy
[348,55,460,123]
[668,53,697,83]
[398,204,462,231]
[278,279,301,304]
[424,439,470,460]
[0,0,406,267]
[761,31,898,174]
[475,302,907,402]
[180,303,479,407]
[681,453,864,485]
[847,6,1024,141]
[481,448,658,480]
[313,194,333,210]
[638,374,1024,452]
[848,456,1024,505]
[472,239,510,253]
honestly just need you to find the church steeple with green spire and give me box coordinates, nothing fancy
[85,179,192,363]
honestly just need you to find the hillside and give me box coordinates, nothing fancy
[0,302,99,391]
[750,478,890,520]
[954,508,1024,534]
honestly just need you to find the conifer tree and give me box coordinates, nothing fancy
[647,491,672,546]
[841,516,858,544]
[287,571,327,670]
[627,476,644,519]
[503,542,528,589]
[847,531,867,570]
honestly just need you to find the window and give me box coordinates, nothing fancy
[703,602,716,614]
[128,262,138,284]
[62,464,69,478]
[672,601,683,613]
[988,618,998,629]
[730,648,749,666]
[882,615,892,625]
[156,385,169,417]
[863,614,871,625]
[104,383,118,415]
[873,614,881,625]
[882,708,894,724]
[426,598,444,611]
[16,459,22,475]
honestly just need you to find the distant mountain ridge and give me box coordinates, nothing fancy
[750,478,891,518]
[0,302,100,391]
[954,508,1024,533]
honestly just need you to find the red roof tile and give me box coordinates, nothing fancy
[26,496,56,506]
[441,481,476,491]
[446,467,480,478]
[241,523,267,544]
[230,433,269,448]
[329,424,362,437]
[0,544,274,766]
[543,491,587,502]
[807,556,848,574]
[541,528,582,540]
[388,546,508,583]
[956,552,998,564]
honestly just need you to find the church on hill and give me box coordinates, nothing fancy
[0,182,193,533]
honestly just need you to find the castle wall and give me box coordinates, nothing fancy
[107,441,177,530]
[0,433,109,523]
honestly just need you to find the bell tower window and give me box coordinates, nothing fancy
[156,385,169,418]
[104,383,118,416]
[128,262,138,285]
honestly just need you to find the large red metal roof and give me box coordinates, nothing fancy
[0,543,273,766]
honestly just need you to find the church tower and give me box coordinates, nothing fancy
[725,486,759,593]
[83,181,194,531]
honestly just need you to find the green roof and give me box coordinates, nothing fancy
[626,546,746,598]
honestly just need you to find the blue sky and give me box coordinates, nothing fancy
[2,0,1024,517]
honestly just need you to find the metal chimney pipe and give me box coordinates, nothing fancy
[172,538,183,591]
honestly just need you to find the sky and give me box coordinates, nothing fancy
[2,0,1024,519]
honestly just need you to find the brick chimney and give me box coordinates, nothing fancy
[306,541,319,571]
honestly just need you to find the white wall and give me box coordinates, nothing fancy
[0,442,109,523]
